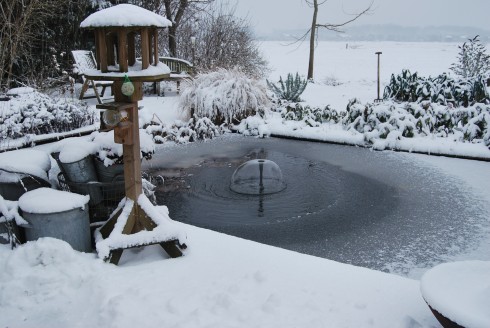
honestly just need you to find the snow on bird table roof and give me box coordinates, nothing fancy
[80,4,172,29]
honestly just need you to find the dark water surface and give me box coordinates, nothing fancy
[143,135,487,276]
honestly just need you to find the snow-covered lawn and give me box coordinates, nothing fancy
[1,41,489,327]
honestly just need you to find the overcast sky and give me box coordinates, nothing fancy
[230,0,490,35]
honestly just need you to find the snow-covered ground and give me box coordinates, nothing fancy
[1,41,489,327]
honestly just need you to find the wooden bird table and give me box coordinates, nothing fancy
[79,4,186,264]
[87,76,186,265]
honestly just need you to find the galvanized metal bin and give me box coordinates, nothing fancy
[54,154,103,206]
[19,189,92,252]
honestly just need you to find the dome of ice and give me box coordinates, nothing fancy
[230,159,286,195]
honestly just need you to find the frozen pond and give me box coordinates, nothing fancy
[144,135,488,276]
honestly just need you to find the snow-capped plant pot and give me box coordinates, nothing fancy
[18,188,92,252]
[420,261,490,328]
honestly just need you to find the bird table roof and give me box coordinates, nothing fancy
[80,4,172,29]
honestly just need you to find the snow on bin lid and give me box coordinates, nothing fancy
[19,188,89,214]
[80,4,172,28]
[0,149,50,182]
[420,260,490,328]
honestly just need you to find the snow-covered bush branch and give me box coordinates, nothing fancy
[179,68,270,125]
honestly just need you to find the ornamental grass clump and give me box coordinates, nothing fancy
[179,68,270,126]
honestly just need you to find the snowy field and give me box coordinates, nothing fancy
[1,41,490,327]
[262,41,461,109]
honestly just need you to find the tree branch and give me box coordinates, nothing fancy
[316,1,373,33]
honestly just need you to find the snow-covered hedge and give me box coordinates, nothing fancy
[278,99,490,147]
[281,103,342,126]
[145,116,223,144]
[0,91,94,140]
[384,69,489,106]
[179,68,270,125]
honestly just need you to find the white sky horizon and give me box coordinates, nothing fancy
[228,0,490,35]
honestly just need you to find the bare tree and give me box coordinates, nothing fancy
[186,3,268,77]
[125,0,214,57]
[162,0,214,57]
[301,0,373,80]
[0,0,95,90]
[0,0,60,89]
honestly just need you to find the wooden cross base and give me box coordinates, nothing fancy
[96,197,186,265]
[94,95,186,265]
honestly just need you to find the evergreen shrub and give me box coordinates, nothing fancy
[384,69,489,107]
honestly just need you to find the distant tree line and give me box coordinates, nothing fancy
[0,0,266,91]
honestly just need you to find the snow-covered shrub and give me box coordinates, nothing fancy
[191,117,222,140]
[281,104,343,126]
[180,68,270,125]
[236,115,270,137]
[462,110,489,142]
[383,69,420,102]
[145,117,222,144]
[0,91,94,141]
[450,35,490,79]
[267,73,308,103]
[344,98,370,130]
[384,70,489,106]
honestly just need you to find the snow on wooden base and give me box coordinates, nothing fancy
[94,195,186,263]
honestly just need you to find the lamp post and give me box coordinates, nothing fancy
[375,51,382,102]
[190,36,196,66]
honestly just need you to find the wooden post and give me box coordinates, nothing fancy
[148,30,153,65]
[122,104,142,201]
[375,52,382,101]
[153,29,159,66]
[118,29,128,72]
[128,33,136,66]
[97,29,108,72]
[107,33,116,66]
[141,28,149,69]
[95,32,100,70]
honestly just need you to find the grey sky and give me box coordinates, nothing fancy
[230,0,490,34]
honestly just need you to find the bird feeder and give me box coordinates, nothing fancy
[80,4,186,264]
